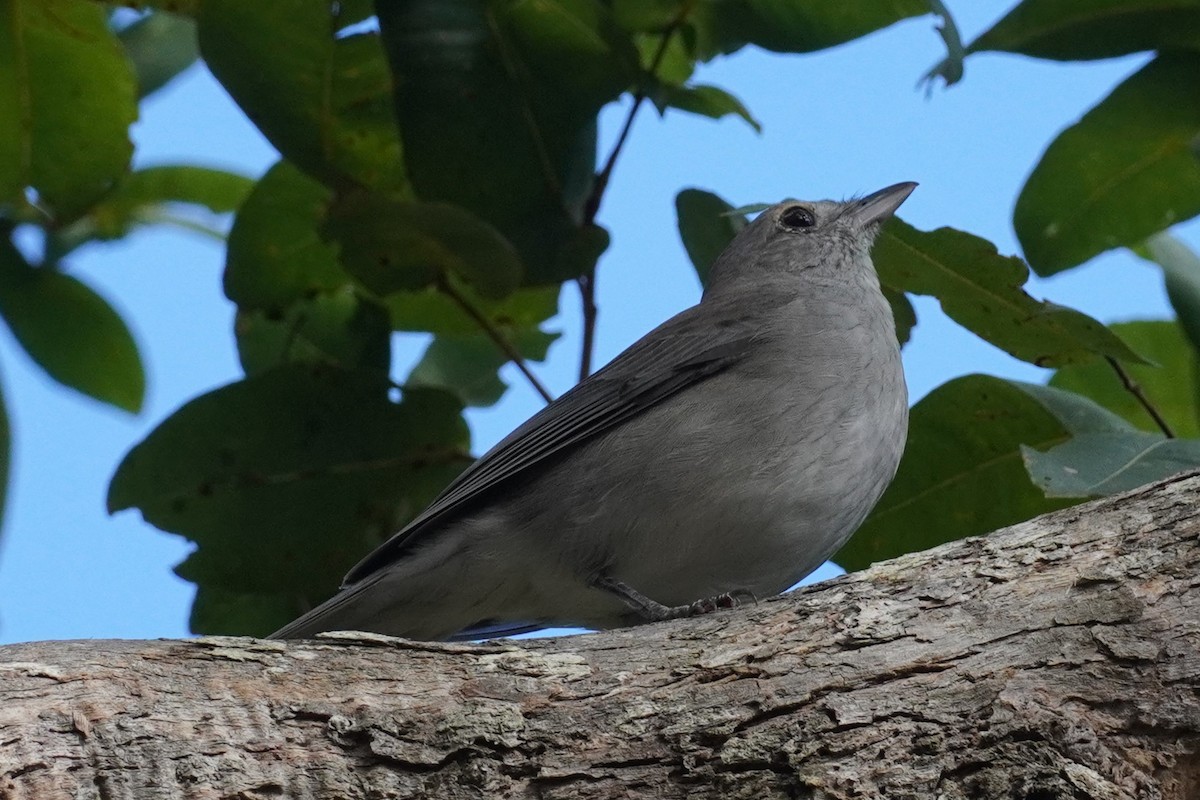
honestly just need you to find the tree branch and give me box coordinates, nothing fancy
[576,9,692,380]
[1106,355,1176,437]
[438,276,554,404]
[4,471,1199,798]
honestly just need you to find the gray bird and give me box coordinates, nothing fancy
[271,182,915,641]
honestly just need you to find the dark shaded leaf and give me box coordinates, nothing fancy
[375,0,634,283]
[0,0,136,219]
[875,218,1146,368]
[325,191,523,299]
[197,1,405,190]
[837,374,1078,571]
[712,0,928,55]
[882,286,916,346]
[1015,54,1200,276]
[674,188,746,288]
[189,585,298,637]
[224,161,348,310]
[969,0,1200,61]
[108,366,471,598]
[0,237,144,412]
[117,11,199,98]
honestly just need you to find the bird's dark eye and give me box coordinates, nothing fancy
[779,206,816,230]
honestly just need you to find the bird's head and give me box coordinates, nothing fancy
[704,182,916,297]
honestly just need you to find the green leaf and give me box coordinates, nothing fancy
[837,374,1078,572]
[1049,320,1200,437]
[197,1,405,190]
[108,366,471,598]
[324,191,523,300]
[224,160,348,311]
[882,286,916,347]
[969,0,1200,61]
[52,165,253,257]
[408,329,559,407]
[1000,380,1200,498]
[674,188,746,288]
[713,0,928,55]
[235,288,391,377]
[385,285,562,336]
[874,218,1146,368]
[1014,54,1200,276]
[1022,431,1200,497]
[375,0,633,284]
[117,11,199,98]
[1139,232,1200,356]
[0,237,144,412]
[0,0,136,220]
[653,83,761,132]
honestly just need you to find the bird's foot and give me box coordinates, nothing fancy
[593,576,757,622]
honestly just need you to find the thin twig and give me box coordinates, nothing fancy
[1106,356,1175,438]
[576,6,692,380]
[438,277,554,404]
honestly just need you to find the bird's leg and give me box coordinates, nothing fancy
[592,576,757,622]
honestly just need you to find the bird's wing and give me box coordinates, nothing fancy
[341,302,760,585]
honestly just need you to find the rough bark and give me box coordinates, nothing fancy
[2,473,1199,800]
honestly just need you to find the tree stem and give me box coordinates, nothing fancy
[576,8,690,380]
[1106,356,1175,438]
[439,278,554,404]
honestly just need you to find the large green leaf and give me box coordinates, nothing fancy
[51,165,253,258]
[1050,320,1200,437]
[117,11,199,98]
[324,190,523,300]
[197,1,404,191]
[875,219,1145,368]
[224,160,348,311]
[375,0,633,284]
[969,0,1200,61]
[838,375,1080,571]
[0,237,143,412]
[0,0,136,220]
[1015,54,1200,276]
[108,366,471,599]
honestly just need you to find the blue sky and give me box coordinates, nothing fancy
[0,5,1190,642]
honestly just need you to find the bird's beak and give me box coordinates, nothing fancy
[849,182,918,227]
